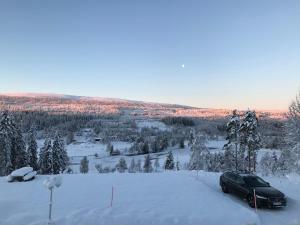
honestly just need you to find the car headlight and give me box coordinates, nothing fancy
[256,195,268,200]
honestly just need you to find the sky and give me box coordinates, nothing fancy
[0,0,299,110]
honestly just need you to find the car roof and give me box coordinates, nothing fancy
[225,171,256,177]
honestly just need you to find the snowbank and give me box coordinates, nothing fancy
[1,171,300,225]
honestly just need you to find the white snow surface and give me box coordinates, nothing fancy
[1,171,300,225]
[10,167,33,177]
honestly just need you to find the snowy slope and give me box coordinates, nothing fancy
[1,171,300,225]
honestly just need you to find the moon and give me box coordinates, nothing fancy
[181,64,185,68]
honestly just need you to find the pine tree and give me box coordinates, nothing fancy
[240,110,261,172]
[39,138,52,174]
[27,127,38,171]
[143,154,153,173]
[224,110,240,171]
[80,156,89,173]
[128,158,136,173]
[164,151,175,170]
[117,157,128,173]
[271,151,278,175]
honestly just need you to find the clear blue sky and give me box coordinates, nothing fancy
[0,0,299,110]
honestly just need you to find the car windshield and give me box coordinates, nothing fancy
[243,176,269,187]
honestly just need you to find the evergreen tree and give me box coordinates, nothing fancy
[27,127,38,171]
[39,138,52,174]
[240,110,261,172]
[0,111,27,175]
[135,159,142,172]
[284,91,300,173]
[189,135,209,170]
[224,110,240,171]
[260,152,272,176]
[106,143,114,156]
[0,112,13,175]
[164,151,175,170]
[11,122,27,170]
[143,154,153,173]
[80,156,89,173]
[52,133,69,174]
[117,157,128,173]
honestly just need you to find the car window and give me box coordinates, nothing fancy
[243,176,269,187]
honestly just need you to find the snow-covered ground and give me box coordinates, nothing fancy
[1,171,300,225]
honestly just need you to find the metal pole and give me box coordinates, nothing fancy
[48,188,53,224]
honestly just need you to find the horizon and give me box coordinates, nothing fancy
[0,91,289,112]
[1,0,300,110]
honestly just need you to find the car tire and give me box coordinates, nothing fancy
[221,182,229,193]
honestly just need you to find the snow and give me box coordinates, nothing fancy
[23,171,37,181]
[10,167,33,177]
[1,171,300,225]
[136,120,168,131]
[43,176,63,190]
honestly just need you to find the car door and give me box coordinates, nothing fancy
[234,176,248,197]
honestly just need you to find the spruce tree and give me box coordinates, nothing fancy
[128,158,136,173]
[143,154,153,173]
[224,110,240,171]
[164,151,175,170]
[39,138,52,174]
[189,135,209,170]
[240,110,261,172]
[117,157,128,173]
[27,127,39,171]
[80,156,89,173]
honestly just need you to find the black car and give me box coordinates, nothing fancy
[220,171,286,208]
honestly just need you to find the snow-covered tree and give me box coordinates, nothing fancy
[154,158,160,172]
[143,154,153,173]
[164,151,175,170]
[27,127,38,171]
[66,131,74,145]
[284,91,300,173]
[260,152,273,176]
[39,138,52,174]
[11,121,27,170]
[80,156,89,173]
[106,143,114,156]
[189,135,209,170]
[0,111,27,175]
[224,110,240,171]
[117,157,127,173]
[0,112,13,175]
[135,159,142,172]
[128,158,136,173]
[239,110,261,172]
[52,133,69,174]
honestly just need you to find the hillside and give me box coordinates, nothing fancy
[0,93,286,119]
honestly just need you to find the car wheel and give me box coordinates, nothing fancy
[247,195,256,208]
[221,182,229,193]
